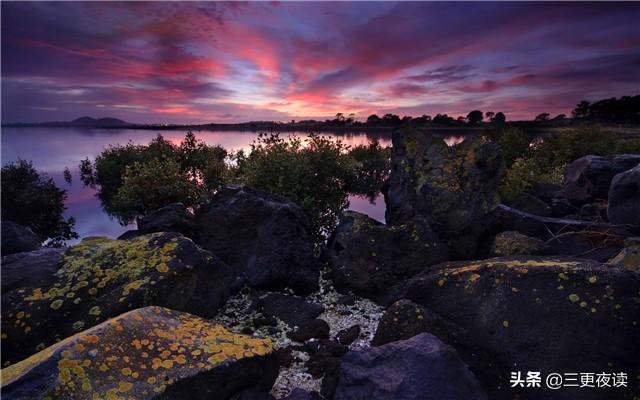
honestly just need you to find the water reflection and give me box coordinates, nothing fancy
[1,127,468,240]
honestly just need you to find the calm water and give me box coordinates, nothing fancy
[1,127,466,242]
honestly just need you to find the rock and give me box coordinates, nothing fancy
[578,201,608,220]
[490,231,549,256]
[509,192,551,217]
[329,211,447,302]
[384,127,505,259]
[259,292,324,327]
[608,242,640,272]
[1,221,41,256]
[320,359,341,400]
[546,230,624,262]
[288,319,330,342]
[194,185,320,294]
[372,299,467,348]
[283,388,322,400]
[116,229,140,240]
[0,306,278,400]
[563,154,640,206]
[1,233,231,366]
[336,325,360,346]
[1,248,64,293]
[137,203,194,237]
[333,333,487,400]
[608,164,640,230]
[392,256,640,400]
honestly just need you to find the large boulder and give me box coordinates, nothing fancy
[1,232,231,366]
[392,256,640,400]
[328,211,447,302]
[563,154,640,206]
[194,186,320,294]
[333,333,487,400]
[0,306,278,399]
[1,221,41,256]
[138,202,194,237]
[608,164,640,230]
[384,127,505,259]
[1,248,64,293]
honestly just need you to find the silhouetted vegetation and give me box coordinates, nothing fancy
[1,159,77,244]
[571,95,640,123]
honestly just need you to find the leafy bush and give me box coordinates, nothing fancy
[499,156,564,203]
[488,126,532,167]
[111,158,202,224]
[233,133,355,242]
[1,159,77,244]
[80,132,226,223]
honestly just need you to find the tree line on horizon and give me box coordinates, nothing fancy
[306,94,639,127]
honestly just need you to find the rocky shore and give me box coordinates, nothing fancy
[2,128,639,400]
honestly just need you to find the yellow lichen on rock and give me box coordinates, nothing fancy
[0,307,274,399]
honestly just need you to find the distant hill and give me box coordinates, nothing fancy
[2,116,131,128]
[71,116,129,127]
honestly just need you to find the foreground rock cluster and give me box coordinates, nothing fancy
[2,129,639,400]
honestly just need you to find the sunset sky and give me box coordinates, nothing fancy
[2,2,639,124]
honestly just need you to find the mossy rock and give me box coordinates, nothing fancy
[1,306,278,399]
[392,256,640,400]
[1,232,231,367]
[384,127,505,259]
[490,230,549,256]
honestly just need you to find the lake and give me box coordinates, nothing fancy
[1,127,466,242]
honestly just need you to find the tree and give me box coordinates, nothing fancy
[466,110,484,125]
[111,158,201,224]
[1,159,77,244]
[433,113,453,124]
[552,114,566,121]
[382,113,401,125]
[485,111,495,120]
[534,113,550,122]
[366,114,382,125]
[347,139,391,202]
[492,112,506,124]
[572,100,591,119]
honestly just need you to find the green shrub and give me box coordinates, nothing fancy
[499,156,565,203]
[111,158,202,224]
[80,132,226,223]
[491,126,532,167]
[1,159,77,244]
[233,133,355,242]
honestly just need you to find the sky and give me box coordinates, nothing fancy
[2,2,639,124]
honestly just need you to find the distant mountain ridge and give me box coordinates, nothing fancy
[2,116,130,128]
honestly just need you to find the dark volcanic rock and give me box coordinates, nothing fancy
[333,333,487,400]
[392,256,640,400]
[1,233,231,366]
[259,292,324,327]
[608,164,640,230]
[194,185,320,294]
[563,154,640,206]
[336,324,360,346]
[608,237,640,272]
[137,202,194,237]
[490,230,549,257]
[1,221,41,256]
[283,389,322,400]
[288,319,330,342]
[0,306,278,400]
[329,211,447,302]
[384,127,505,259]
[1,248,64,293]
